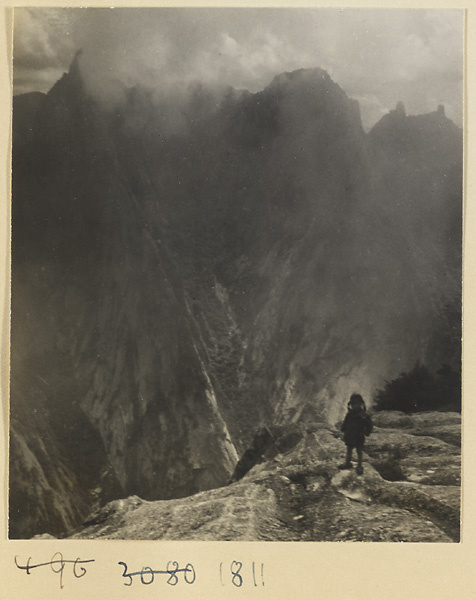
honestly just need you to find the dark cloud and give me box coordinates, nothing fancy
[13,8,78,93]
[13,7,463,129]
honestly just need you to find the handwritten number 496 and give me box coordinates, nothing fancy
[14,554,95,589]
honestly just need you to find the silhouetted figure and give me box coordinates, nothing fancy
[339,393,373,475]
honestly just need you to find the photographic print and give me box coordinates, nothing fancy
[9,7,463,542]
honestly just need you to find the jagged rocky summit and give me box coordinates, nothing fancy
[10,54,462,539]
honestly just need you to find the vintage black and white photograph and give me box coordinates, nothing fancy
[9,7,463,542]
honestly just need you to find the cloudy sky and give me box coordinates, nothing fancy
[13,7,463,130]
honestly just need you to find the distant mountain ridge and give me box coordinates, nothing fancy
[9,56,462,538]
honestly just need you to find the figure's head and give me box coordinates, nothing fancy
[348,393,366,412]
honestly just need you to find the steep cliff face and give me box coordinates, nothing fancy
[367,103,462,372]
[11,58,242,533]
[10,57,462,538]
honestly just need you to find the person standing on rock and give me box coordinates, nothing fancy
[339,393,373,475]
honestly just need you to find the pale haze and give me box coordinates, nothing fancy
[13,7,463,131]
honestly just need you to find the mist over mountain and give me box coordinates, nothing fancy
[9,54,462,538]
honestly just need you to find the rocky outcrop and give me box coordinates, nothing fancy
[68,411,460,542]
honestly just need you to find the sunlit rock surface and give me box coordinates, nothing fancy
[69,412,460,542]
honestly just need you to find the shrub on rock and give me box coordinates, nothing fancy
[374,362,461,413]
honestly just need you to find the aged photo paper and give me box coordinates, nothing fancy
[1,0,475,598]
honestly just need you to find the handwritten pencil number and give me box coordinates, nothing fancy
[118,560,196,586]
[73,558,88,579]
[15,554,95,589]
[166,561,180,586]
[141,566,155,585]
[184,563,196,584]
[119,561,133,587]
[220,561,265,587]
[231,561,243,587]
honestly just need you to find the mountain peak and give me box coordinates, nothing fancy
[395,101,406,116]
[266,67,333,96]
[46,48,85,101]
[69,49,83,77]
[261,66,362,132]
[270,67,330,84]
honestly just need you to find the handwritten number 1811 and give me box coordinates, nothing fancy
[220,561,265,587]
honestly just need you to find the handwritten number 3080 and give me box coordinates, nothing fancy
[118,561,196,586]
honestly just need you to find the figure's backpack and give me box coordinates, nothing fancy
[364,417,373,437]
